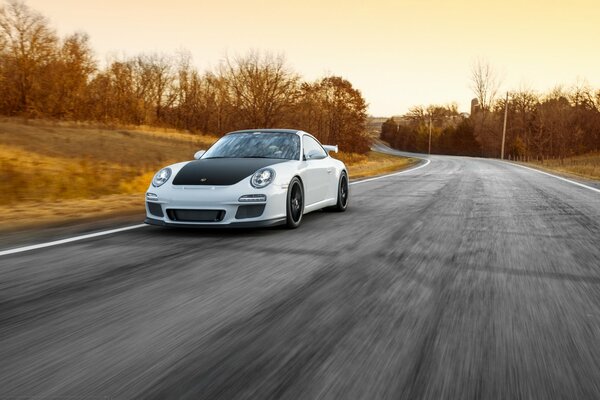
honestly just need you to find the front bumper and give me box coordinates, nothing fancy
[144,180,288,228]
[144,216,286,228]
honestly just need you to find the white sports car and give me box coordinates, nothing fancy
[144,129,349,229]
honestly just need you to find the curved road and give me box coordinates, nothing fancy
[1,149,600,399]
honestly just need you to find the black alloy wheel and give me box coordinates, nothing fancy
[286,177,304,228]
[334,172,349,211]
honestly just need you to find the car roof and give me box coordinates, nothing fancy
[227,129,303,135]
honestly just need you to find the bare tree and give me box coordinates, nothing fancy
[221,51,299,129]
[470,58,500,112]
[133,53,176,124]
[469,59,503,156]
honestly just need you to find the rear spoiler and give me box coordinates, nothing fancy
[323,145,338,154]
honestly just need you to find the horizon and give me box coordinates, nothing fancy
[20,0,600,116]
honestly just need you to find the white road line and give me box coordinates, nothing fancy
[1,158,432,257]
[350,158,431,186]
[0,224,147,257]
[507,162,600,194]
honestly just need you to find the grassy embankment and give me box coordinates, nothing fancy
[1,119,417,231]
[524,153,600,181]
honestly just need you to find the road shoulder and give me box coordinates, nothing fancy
[509,161,600,191]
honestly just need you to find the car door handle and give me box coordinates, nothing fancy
[327,168,334,174]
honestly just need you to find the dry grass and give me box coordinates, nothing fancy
[338,151,419,179]
[526,153,600,181]
[1,120,217,231]
[0,144,139,202]
[0,118,215,167]
[334,152,369,166]
[0,120,217,204]
[4,194,143,232]
[1,120,415,231]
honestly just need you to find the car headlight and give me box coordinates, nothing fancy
[152,167,172,187]
[251,168,275,188]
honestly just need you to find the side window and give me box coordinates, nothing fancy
[303,136,327,160]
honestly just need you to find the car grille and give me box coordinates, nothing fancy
[166,209,225,222]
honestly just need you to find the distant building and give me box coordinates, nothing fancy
[470,98,480,115]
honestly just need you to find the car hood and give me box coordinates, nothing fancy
[172,158,290,186]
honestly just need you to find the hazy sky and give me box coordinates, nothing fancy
[25,0,600,116]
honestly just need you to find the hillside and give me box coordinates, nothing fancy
[0,119,215,231]
[0,119,415,231]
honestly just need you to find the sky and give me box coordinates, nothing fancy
[24,0,600,116]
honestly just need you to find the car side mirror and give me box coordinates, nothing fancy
[323,145,338,154]
[305,150,322,160]
[194,150,206,160]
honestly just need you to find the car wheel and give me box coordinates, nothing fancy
[333,171,349,212]
[286,177,304,229]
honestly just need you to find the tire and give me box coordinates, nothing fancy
[333,171,349,212]
[286,177,304,229]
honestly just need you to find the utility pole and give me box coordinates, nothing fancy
[501,91,508,160]
[428,113,432,155]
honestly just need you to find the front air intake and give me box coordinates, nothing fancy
[235,205,266,219]
[166,209,225,222]
[146,202,164,218]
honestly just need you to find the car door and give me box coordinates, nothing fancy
[302,135,330,206]
[321,155,340,201]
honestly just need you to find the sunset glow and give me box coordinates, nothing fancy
[23,0,600,115]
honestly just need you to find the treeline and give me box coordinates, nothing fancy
[384,59,600,160]
[382,86,600,160]
[0,1,370,152]
[472,86,600,160]
[380,104,481,156]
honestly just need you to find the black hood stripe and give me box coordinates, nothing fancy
[173,158,289,186]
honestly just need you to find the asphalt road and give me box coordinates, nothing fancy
[2,149,600,399]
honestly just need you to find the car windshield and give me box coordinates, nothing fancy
[203,132,300,160]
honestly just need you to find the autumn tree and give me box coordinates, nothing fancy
[501,88,538,160]
[47,32,96,118]
[380,117,398,145]
[470,82,600,161]
[293,76,370,153]
[442,119,481,156]
[168,53,207,132]
[221,51,299,130]
[0,0,58,115]
[404,104,461,153]
[0,3,376,154]
[133,53,175,124]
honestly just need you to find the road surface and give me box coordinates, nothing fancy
[1,149,600,399]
